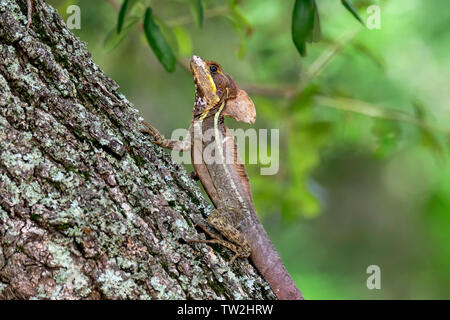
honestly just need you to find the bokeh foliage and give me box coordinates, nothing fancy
[49,0,450,299]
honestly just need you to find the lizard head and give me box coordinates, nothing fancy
[190,55,256,123]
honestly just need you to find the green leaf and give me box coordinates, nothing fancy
[189,0,204,28]
[292,0,317,57]
[341,0,365,26]
[420,129,443,156]
[237,36,248,59]
[225,1,252,58]
[290,83,320,112]
[154,15,179,58]
[371,119,401,158]
[351,42,385,71]
[307,0,321,43]
[173,26,192,57]
[143,7,176,72]
[117,0,130,33]
[128,1,145,18]
[228,1,253,35]
[412,100,427,120]
[411,101,443,156]
[105,16,140,52]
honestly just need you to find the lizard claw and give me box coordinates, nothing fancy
[228,254,239,266]
[181,232,204,243]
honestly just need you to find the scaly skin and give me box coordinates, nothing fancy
[141,56,303,300]
[26,0,33,29]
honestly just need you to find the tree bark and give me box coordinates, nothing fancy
[0,0,275,299]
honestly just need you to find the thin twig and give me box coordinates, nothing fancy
[315,95,448,135]
[297,28,361,92]
[242,29,362,99]
[242,83,297,99]
[304,29,360,82]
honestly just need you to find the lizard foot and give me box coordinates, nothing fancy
[186,222,250,265]
[140,121,164,144]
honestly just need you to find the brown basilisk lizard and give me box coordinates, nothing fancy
[141,55,303,300]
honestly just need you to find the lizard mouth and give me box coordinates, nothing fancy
[189,55,204,71]
[189,55,220,107]
[189,55,207,86]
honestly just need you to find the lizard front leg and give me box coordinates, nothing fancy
[140,121,191,151]
[186,209,251,265]
[26,0,33,29]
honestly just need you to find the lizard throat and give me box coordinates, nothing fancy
[194,88,229,120]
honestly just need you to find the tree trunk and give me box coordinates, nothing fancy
[0,0,275,299]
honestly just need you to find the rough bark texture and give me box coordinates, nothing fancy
[0,0,275,299]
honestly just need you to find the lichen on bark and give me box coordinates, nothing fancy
[0,0,275,299]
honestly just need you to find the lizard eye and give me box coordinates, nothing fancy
[209,65,218,73]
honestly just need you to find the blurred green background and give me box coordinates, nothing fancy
[49,0,450,299]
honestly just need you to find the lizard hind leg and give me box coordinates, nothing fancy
[186,222,243,255]
[184,218,250,266]
[195,209,251,265]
